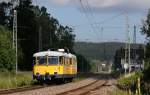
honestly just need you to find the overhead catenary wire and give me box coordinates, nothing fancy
[79,0,100,41]
[84,0,104,41]
[72,12,125,28]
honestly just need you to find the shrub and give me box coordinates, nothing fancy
[117,71,143,90]
[0,72,33,89]
[0,26,16,72]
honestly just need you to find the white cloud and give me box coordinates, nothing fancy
[86,0,123,8]
[1,0,149,12]
[48,0,71,5]
[0,0,11,3]
[47,0,150,12]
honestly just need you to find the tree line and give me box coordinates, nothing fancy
[141,9,150,82]
[0,0,75,71]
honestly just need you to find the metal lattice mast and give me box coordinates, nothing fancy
[125,13,131,73]
[124,13,130,75]
[13,10,18,74]
[11,0,19,74]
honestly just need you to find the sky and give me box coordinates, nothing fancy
[2,0,149,43]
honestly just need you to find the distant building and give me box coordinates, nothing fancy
[121,58,144,71]
[114,47,144,71]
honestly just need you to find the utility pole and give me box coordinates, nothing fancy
[125,13,131,74]
[13,9,18,74]
[125,20,127,75]
[11,0,19,74]
[133,25,136,44]
[124,13,130,75]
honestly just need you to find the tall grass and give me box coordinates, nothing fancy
[0,71,33,89]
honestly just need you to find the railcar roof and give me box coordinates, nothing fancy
[33,51,76,58]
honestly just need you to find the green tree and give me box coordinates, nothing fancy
[56,25,75,52]
[141,9,150,82]
[0,0,76,71]
[141,10,150,58]
[0,26,15,72]
[113,47,124,70]
[35,6,59,50]
[34,6,75,51]
[76,54,91,72]
[17,0,38,70]
[0,2,13,28]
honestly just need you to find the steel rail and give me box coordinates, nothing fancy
[56,80,107,95]
[0,85,47,95]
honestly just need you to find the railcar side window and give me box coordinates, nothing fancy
[64,57,67,65]
[59,56,63,64]
[48,56,58,64]
[69,58,72,65]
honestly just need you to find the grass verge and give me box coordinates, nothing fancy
[0,71,33,89]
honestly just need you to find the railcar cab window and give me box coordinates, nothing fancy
[48,56,58,64]
[37,57,46,65]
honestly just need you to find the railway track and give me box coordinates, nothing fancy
[0,85,47,95]
[56,79,109,95]
[0,78,97,95]
[0,80,102,95]
[0,75,112,95]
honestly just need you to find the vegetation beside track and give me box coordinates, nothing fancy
[117,71,143,90]
[0,72,98,89]
[0,72,33,89]
[116,71,150,95]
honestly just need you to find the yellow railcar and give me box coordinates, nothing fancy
[33,49,77,82]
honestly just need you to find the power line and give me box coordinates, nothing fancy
[72,12,125,27]
[79,0,100,41]
[84,0,103,41]
[75,25,143,29]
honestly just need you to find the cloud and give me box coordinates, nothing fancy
[48,0,71,5]
[0,0,11,3]
[1,0,149,12]
[47,0,150,12]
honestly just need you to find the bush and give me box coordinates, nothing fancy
[117,71,143,90]
[0,72,33,89]
[0,26,16,72]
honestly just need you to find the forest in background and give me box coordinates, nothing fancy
[74,42,143,61]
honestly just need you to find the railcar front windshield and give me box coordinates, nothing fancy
[48,56,59,64]
[38,57,46,65]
